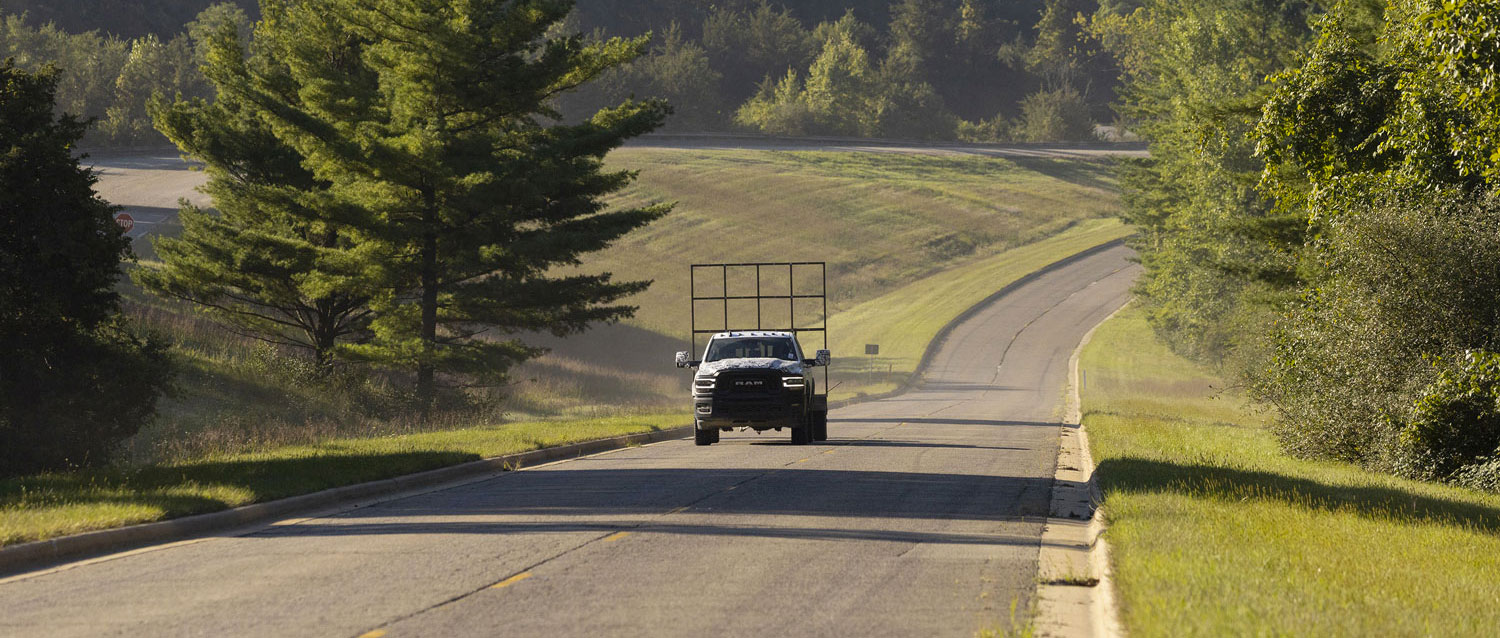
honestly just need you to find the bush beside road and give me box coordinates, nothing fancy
[1081,307,1500,636]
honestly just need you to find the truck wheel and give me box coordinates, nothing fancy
[695,425,718,446]
[791,412,812,445]
[813,411,828,441]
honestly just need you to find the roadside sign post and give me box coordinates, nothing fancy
[114,212,134,234]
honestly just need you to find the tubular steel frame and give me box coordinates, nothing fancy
[690,262,828,391]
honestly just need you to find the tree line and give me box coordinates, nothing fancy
[1106,0,1500,492]
[1,0,1125,144]
[1,0,666,477]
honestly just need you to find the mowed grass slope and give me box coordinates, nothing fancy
[524,148,1124,406]
[592,149,1122,336]
[1080,307,1500,636]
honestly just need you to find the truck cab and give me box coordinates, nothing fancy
[676,331,830,446]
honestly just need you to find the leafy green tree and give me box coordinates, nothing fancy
[242,0,672,411]
[99,33,206,145]
[138,7,374,371]
[1093,0,1319,362]
[804,25,876,135]
[885,0,952,84]
[0,61,168,476]
[702,1,817,106]
[0,15,130,130]
[1250,2,1500,483]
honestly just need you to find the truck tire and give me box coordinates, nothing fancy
[791,411,812,445]
[813,411,828,441]
[695,424,718,446]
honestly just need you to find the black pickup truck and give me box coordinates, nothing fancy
[676,331,829,445]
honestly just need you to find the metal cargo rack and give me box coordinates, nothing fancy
[689,261,829,391]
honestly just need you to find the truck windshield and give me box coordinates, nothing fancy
[704,337,798,362]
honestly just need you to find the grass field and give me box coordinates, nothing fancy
[1080,307,1500,636]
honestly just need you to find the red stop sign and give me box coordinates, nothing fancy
[115,212,134,233]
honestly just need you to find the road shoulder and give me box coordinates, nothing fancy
[1035,304,1127,638]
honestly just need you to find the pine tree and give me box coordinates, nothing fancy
[244,0,672,411]
[139,10,375,371]
[0,61,169,476]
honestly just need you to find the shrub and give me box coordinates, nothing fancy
[1016,85,1095,142]
[1255,186,1500,472]
[1396,351,1500,482]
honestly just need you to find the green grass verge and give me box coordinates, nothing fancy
[0,414,679,547]
[1081,306,1500,636]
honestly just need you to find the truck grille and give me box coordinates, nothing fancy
[713,370,782,398]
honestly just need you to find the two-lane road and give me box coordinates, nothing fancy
[0,244,1138,637]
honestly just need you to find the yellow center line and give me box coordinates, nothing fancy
[490,572,533,590]
[601,531,632,542]
[357,630,387,638]
[666,506,690,515]
[795,458,810,463]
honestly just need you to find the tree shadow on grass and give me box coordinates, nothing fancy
[1,451,482,523]
[1009,157,1119,192]
[1096,457,1500,534]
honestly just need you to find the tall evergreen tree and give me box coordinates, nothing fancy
[240,0,672,410]
[0,61,168,476]
[139,10,375,370]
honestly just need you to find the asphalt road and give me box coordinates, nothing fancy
[0,244,1137,637]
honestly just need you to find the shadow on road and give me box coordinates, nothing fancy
[256,467,1058,540]
[252,519,1046,546]
[827,417,1057,427]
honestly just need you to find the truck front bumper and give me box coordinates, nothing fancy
[694,396,803,429]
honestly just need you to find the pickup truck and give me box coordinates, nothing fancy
[676,331,830,446]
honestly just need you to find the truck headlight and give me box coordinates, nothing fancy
[782,376,806,389]
[693,378,715,394]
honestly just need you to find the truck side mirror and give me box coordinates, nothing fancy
[805,350,832,367]
[675,351,700,368]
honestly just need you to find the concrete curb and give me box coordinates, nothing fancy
[0,426,691,577]
[1036,302,1129,638]
[827,237,1128,411]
